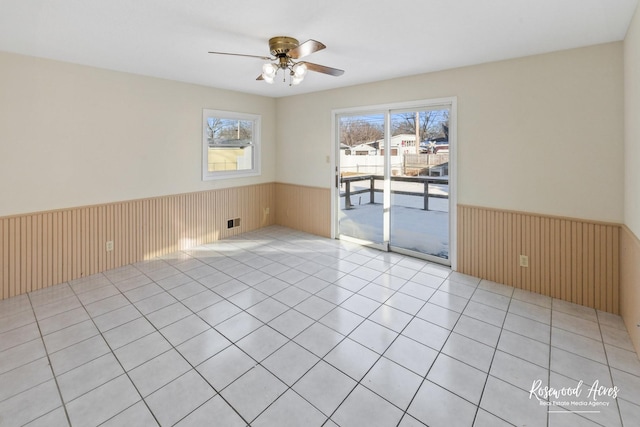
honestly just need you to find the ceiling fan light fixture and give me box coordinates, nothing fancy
[293,63,307,78]
[290,63,307,85]
[261,63,277,83]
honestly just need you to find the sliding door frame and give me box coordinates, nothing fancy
[331,97,458,270]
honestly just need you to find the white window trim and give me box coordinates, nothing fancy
[202,109,261,181]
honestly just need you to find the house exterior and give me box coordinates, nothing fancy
[377,134,419,156]
[343,142,377,156]
[340,134,421,175]
[342,135,418,157]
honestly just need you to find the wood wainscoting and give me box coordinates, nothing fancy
[275,183,331,238]
[458,205,620,313]
[620,225,640,354]
[0,183,276,300]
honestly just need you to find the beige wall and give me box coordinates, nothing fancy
[1,45,624,223]
[276,43,624,223]
[625,6,640,238]
[0,51,277,217]
[622,5,640,355]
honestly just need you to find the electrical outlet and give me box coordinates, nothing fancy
[264,207,270,215]
[106,241,114,252]
[227,219,234,229]
[234,218,241,227]
[519,254,529,268]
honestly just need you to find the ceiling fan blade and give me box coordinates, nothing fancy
[288,40,326,59]
[301,61,344,76]
[256,74,264,81]
[208,51,272,61]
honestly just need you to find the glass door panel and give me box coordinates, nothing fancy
[337,113,385,247]
[389,108,450,260]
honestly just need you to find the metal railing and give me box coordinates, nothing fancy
[340,174,448,211]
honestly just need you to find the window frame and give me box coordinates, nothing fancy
[202,108,261,181]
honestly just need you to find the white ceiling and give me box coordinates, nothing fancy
[0,0,637,98]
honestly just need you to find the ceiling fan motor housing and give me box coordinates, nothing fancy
[269,36,299,56]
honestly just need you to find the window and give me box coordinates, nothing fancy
[202,109,261,180]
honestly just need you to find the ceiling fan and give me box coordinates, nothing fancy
[208,36,344,85]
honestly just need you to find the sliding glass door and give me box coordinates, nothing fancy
[335,100,454,265]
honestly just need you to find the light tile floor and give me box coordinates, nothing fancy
[1,226,640,426]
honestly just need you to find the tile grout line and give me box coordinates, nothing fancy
[214,232,361,425]
[468,283,521,427]
[232,250,421,425]
[595,309,625,427]
[65,272,165,427]
[160,238,377,425]
[25,291,74,427]
[398,276,489,427]
[293,260,414,426]
[36,260,243,425]
[126,253,259,426]
[239,274,377,424]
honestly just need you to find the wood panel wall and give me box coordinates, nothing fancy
[3,188,630,318]
[620,225,640,354]
[275,183,331,238]
[0,183,276,300]
[458,205,620,313]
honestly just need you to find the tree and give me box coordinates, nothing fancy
[339,117,384,147]
[206,117,223,142]
[338,110,449,148]
[391,110,449,142]
[207,118,252,143]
